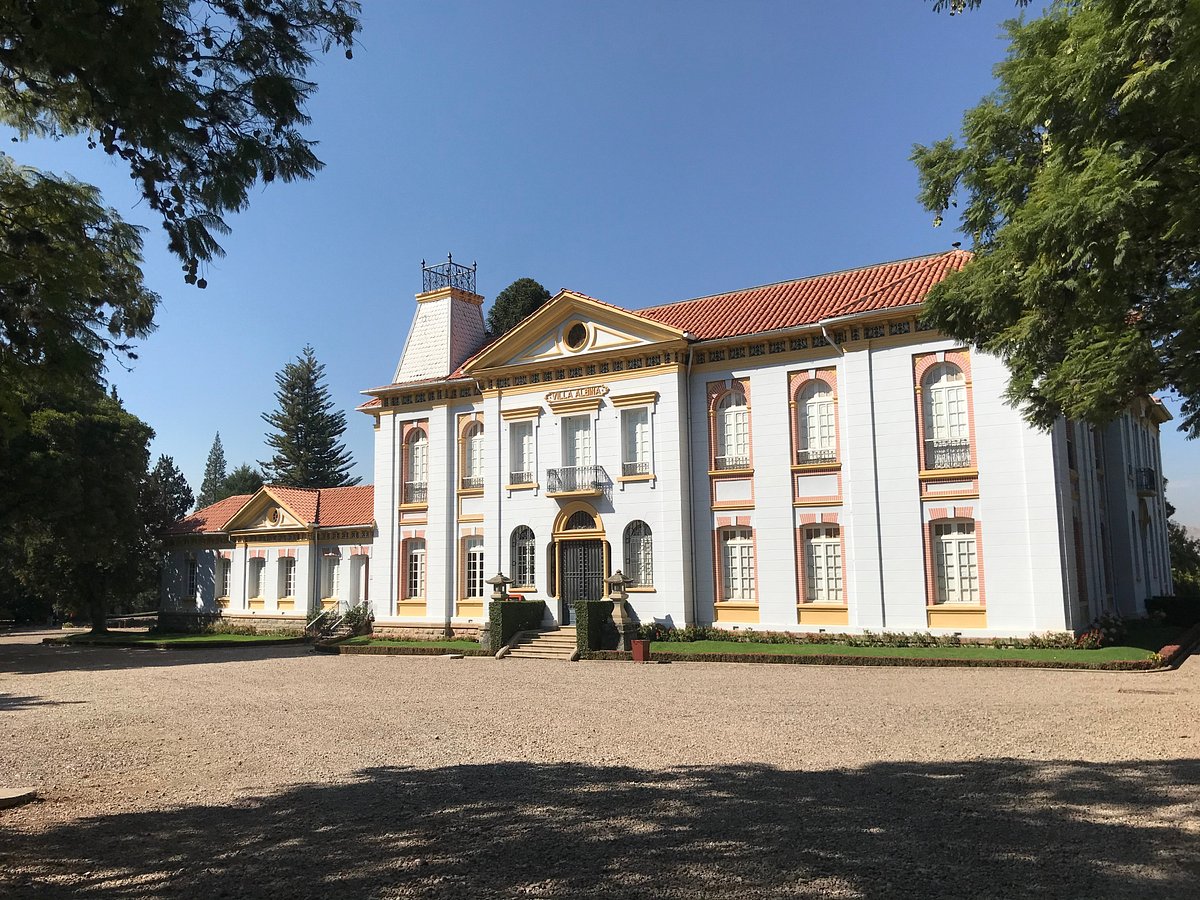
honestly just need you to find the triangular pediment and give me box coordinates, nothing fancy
[464,291,686,374]
[222,488,309,533]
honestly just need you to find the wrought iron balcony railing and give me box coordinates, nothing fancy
[509,470,534,485]
[924,438,971,470]
[460,475,483,491]
[1135,467,1157,494]
[421,252,476,293]
[714,455,751,471]
[796,447,837,465]
[403,482,427,505]
[622,460,651,477]
[547,465,607,495]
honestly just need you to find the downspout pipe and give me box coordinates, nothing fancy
[682,337,697,626]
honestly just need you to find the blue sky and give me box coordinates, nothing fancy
[13,1,1198,523]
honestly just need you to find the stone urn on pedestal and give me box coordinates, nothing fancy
[605,570,637,652]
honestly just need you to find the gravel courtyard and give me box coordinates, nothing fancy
[2,630,1198,899]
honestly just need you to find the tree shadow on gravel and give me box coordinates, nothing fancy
[2,758,1198,899]
[0,639,313,676]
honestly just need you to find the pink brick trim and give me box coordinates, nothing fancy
[736,516,751,527]
[929,507,949,520]
[716,516,732,527]
[799,513,817,525]
[954,506,974,518]
[788,367,840,475]
[913,348,978,471]
[821,512,839,524]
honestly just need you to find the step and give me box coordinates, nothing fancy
[506,649,576,660]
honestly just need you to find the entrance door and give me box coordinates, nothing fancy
[559,539,605,624]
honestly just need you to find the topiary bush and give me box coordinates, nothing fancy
[488,599,546,653]
[574,600,617,651]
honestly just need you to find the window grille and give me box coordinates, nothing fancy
[804,526,843,602]
[934,520,979,603]
[624,521,654,588]
[511,526,537,589]
[720,527,756,601]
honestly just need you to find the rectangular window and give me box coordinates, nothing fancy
[248,558,265,599]
[804,526,843,602]
[934,521,979,603]
[509,420,534,484]
[279,557,296,598]
[350,556,369,605]
[219,558,231,598]
[186,559,198,599]
[720,527,756,601]
[464,536,485,599]
[621,408,651,476]
[323,554,340,599]
[561,414,592,468]
[405,540,425,598]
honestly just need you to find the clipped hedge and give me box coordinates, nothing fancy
[574,600,617,652]
[316,643,489,657]
[582,649,1163,671]
[488,599,546,653]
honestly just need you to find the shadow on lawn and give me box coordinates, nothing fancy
[2,758,1197,899]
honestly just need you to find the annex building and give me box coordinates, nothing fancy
[163,251,1174,637]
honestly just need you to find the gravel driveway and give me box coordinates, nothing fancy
[2,629,1198,898]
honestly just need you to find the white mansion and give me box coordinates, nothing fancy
[163,251,1174,637]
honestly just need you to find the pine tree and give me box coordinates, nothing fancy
[144,455,194,527]
[224,463,265,496]
[260,346,360,488]
[486,278,551,337]
[197,432,228,508]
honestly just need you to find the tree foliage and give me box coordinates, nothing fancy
[0,0,361,274]
[913,0,1200,436]
[0,382,153,630]
[1168,519,1200,598]
[486,277,551,337]
[224,462,264,496]
[197,431,228,508]
[144,454,194,529]
[0,157,158,432]
[260,345,358,487]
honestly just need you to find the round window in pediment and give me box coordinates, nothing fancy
[565,322,588,351]
[268,507,281,525]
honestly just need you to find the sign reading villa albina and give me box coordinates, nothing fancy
[546,385,609,404]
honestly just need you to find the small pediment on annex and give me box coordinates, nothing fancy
[222,488,311,534]
[463,290,686,374]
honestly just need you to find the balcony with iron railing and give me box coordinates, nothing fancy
[1135,467,1157,495]
[402,482,427,505]
[547,465,607,497]
[796,446,837,465]
[713,455,751,471]
[924,438,971,471]
[622,460,651,477]
[460,475,483,492]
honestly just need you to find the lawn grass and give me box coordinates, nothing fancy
[344,637,482,650]
[649,640,1158,663]
[56,632,302,646]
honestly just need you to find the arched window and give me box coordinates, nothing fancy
[405,539,426,599]
[922,363,970,469]
[719,527,756,601]
[462,421,484,490]
[797,379,836,464]
[624,521,653,588]
[565,510,596,531]
[404,429,428,504]
[715,391,749,470]
[511,526,536,589]
[933,520,979,603]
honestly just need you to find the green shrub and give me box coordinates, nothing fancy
[1147,595,1200,628]
[574,600,616,651]
[488,599,546,653]
[636,624,1105,650]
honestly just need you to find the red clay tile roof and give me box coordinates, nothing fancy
[314,485,375,527]
[638,250,970,341]
[166,486,375,536]
[165,494,253,535]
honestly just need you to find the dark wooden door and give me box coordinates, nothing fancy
[559,539,605,623]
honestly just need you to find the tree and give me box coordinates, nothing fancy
[1,1,360,272]
[224,463,264,497]
[912,1,1200,437]
[486,278,551,337]
[260,345,359,487]
[0,157,159,434]
[197,432,228,508]
[144,455,194,528]
[0,383,153,631]
[1168,519,1200,599]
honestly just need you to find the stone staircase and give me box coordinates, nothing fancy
[503,626,578,661]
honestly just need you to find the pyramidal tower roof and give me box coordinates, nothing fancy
[393,254,487,384]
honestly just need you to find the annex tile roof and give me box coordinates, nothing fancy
[637,250,971,341]
[165,494,252,535]
[166,485,375,536]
